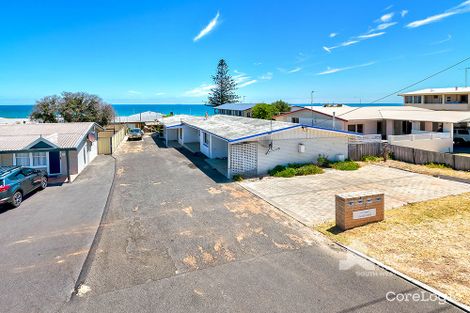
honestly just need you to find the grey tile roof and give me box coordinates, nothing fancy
[0,122,96,151]
[182,115,301,142]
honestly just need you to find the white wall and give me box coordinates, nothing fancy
[388,134,453,153]
[250,127,349,176]
[275,110,346,130]
[164,127,178,142]
[211,136,228,158]
[183,126,199,143]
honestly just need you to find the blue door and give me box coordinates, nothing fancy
[49,151,61,175]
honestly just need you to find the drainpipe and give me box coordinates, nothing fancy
[332,112,336,130]
[66,150,71,183]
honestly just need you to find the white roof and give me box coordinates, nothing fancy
[161,115,205,127]
[0,122,97,152]
[399,87,470,96]
[115,111,163,123]
[181,115,354,142]
[301,105,431,121]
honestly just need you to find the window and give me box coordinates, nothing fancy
[15,153,30,166]
[291,117,300,123]
[376,121,383,134]
[203,132,209,146]
[459,129,469,135]
[22,168,34,176]
[413,96,421,103]
[432,122,443,132]
[347,124,364,133]
[32,152,47,167]
[420,121,426,131]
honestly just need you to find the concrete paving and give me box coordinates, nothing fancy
[0,155,115,313]
[63,136,461,313]
[240,165,470,226]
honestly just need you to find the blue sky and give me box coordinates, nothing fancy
[1,0,469,105]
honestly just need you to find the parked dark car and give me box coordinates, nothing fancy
[128,128,144,140]
[0,166,47,208]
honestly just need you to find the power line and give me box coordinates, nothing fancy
[328,55,470,120]
[368,55,470,104]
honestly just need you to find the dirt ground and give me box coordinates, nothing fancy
[316,192,470,306]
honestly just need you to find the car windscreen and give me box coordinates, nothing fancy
[0,179,3,186]
[130,129,141,133]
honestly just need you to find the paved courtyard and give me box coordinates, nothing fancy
[240,164,470,226]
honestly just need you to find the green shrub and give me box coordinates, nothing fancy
[425,163,451,169]
[361,155,383,162]
[268,165,287,176]
[317,154,331,167]
[295,164,324,176]
[269,163,324,177]
[232,174,244,182]
[331,160,360,171]
[272,168,297,177]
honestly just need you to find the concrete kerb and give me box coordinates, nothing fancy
[335,242,470,312]
[237,181,470,313]
[69,155,117,301]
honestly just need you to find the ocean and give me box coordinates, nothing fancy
[0,103,402,119]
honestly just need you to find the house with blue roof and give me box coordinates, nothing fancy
[160,114,360,178]
[214,103,256,117]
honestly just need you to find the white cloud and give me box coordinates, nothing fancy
[323,40,359,52]
[384,5,394,11]
[184,83,215,97]
[421,49,452,56]
[259,72,273,80]
[253,62,262,66]
[431,34,452,45]
[317,61,376,75]
[406,1,470,28]
[155,92,166,96]
[329,32,338,38]
[127,90,142,95]
[375,22,397,30]
[357,32,386,39]
[193,11,220,42]
[379,12,394,22]
[288,67,302,73]
[238,80,257,88]
[401,10,408,17]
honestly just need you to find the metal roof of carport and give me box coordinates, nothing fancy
[181,115,357,143]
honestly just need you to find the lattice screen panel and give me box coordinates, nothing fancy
[230,142,258,177]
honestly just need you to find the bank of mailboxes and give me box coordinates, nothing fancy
[335,190,384,230]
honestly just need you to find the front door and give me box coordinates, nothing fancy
[49,151,61,175]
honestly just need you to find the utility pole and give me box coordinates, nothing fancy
[310,90,315,105]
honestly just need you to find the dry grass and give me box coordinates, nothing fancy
[316,193,470,306]
[358,159,470,181]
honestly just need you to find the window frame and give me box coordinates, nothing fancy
[203,132,209,146]
[291,117,300,123]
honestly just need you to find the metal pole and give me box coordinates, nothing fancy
[65,150,71,183]
[465,67,470,87]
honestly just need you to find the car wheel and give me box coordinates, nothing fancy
[40,177,48,189]
[12,191,22,208]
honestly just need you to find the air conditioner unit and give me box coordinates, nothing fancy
[298,143,305,153]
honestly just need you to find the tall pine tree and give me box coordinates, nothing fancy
[208,59,240,106]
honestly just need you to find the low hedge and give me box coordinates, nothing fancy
[269,163,324,178]
[331,160,360,171]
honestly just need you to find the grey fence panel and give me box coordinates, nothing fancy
[348,143,382,161]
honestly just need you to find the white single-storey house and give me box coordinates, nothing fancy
[161,115,359,178]
[0,122,101,181]
[274,105,470,152]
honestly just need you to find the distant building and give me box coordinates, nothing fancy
[113,111,163,129]
[274,105,470,153]
[213,103,256,117]
[399,87,470,111]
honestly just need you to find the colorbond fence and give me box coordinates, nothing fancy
[98,125,126,155]
[348,142,470,171]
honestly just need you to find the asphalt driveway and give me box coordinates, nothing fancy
[240,165,470,226]
[64,135,461,313]
[0,155,114,313]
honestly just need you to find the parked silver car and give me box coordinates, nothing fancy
[128,128,144,140]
